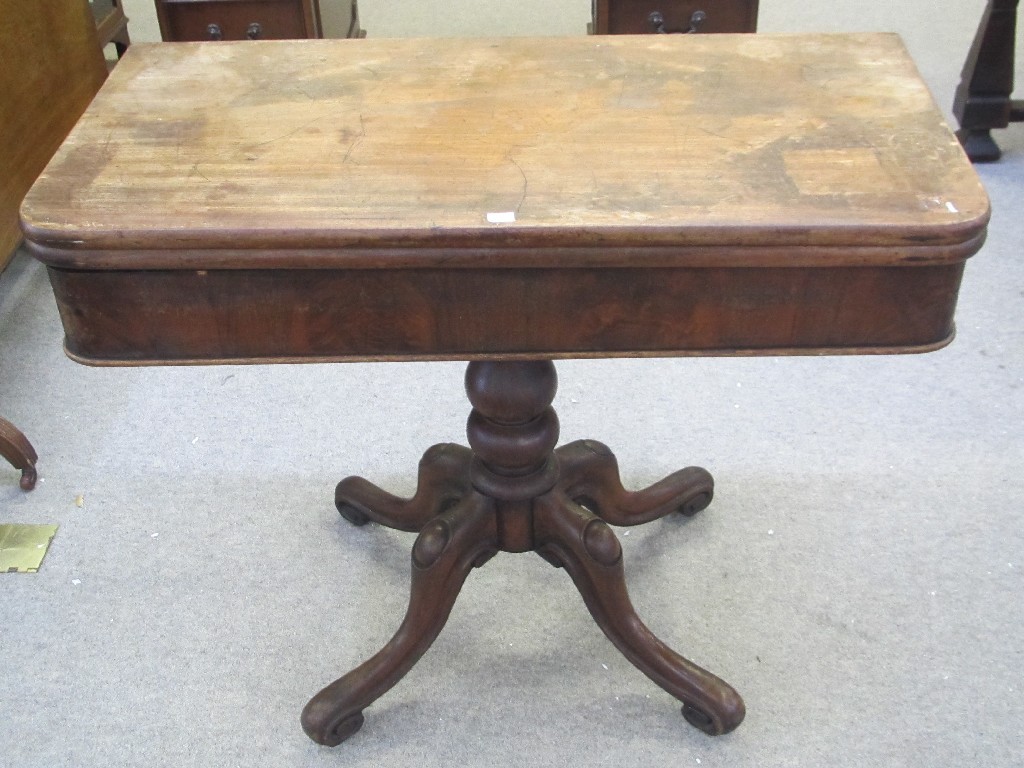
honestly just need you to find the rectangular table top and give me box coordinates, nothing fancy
[19,34,990,363]
[22,34,987,270]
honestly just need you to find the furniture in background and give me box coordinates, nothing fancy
[954,0,1022,161]
[21,35,988,744]
[91,0,131,60]
[1,0,108,489]
[591,0,758,34]
[155,0,363,41]
[0,0,107,265]
[0,418,37,491]
[156,0,322,40]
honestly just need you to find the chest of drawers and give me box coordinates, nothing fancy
[155,0,323,41]
[592,0,758,34]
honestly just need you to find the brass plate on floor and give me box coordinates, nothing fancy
[0,524,58,573]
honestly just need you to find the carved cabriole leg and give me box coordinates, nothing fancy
[465,361,742,734]
[301,492,498,746]
[533,491,745,735]
[556,439,713,525]
[0,416,38,491]
[309,359,743,746]
[335,443,472,531]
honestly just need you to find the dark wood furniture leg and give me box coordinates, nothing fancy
[0,416,37,490]
[953,0,1023,161]
[301,360,744,746]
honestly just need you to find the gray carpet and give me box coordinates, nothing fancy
[2,8,1023,768]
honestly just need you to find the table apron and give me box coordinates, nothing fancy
[46,263,965,364]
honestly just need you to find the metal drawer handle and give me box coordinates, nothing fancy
[648,9,707,33]
[246,22,263,39]
[207,23,223,40]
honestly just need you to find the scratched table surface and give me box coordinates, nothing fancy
[21,33,988,268]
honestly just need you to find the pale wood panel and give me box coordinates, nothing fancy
[0,0,107,267]
[22,34,988,263]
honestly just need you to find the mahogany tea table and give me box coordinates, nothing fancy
[20,35,989,745]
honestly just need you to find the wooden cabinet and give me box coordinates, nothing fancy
[592,0,758,34]
[155,0,324,41]
[1,0,107,265]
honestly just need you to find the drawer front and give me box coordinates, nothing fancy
[594,0,758,34]
[158,1,314,41]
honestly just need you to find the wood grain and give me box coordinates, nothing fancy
[46,262,965,364]
[0,0,106,266]
[22,34,988,261]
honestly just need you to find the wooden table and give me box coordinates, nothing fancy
[20,35,989,745]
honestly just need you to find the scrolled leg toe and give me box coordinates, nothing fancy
[674,467,714,517]
[300,694,364,746]
[20,465,38,491]
[682,683,745,735]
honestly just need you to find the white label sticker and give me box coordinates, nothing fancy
[486,211,516,223]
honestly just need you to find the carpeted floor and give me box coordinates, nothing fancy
[2,4,1022,767]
